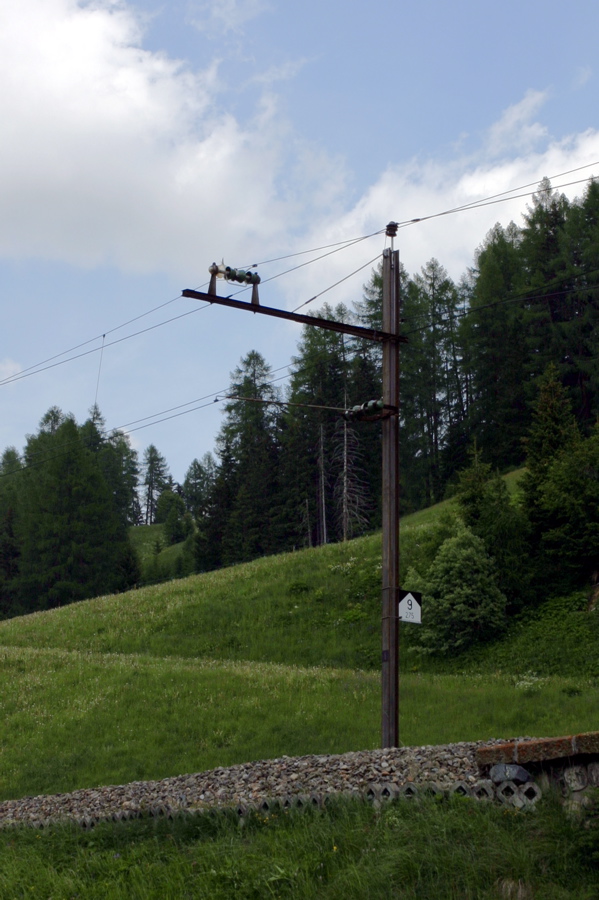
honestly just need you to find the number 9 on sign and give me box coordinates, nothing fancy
[398,590,422,624]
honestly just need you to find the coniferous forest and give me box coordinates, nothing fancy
[1,178,599,620]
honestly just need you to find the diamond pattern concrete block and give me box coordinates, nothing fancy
[472,780,495,801]
[420,782,444,798]
[309,792,323,808]
[449,781,472,798]
[365,783,383,802]
[398,783,419,799]
[519,783,542,807]
[496,780,520,805]
[379,783,398,801]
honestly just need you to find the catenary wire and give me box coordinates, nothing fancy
[6,162,598,389]
[3,294,184,384]
[395,173,599,230]
[0,342,362,479]
[221,395,348,413]
[292,253,383,312]
[238,229,384,269]
[7,256,599,477]
[0,304,213,387]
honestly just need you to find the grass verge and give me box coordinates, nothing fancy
[1,793,598,899]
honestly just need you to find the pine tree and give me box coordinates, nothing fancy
[463,222,529,468]
[278,307,349,546]
[80,408,141,527]
[538,423,599,590]
[455,445,534,612]
[142,445,170,525]
[183,454,216,523]
[220,351,279,564]
[519,178,571,390]
[0,507,20,617]
[521,363,581,508]
[556,179,599,424]
[15,413,139,610]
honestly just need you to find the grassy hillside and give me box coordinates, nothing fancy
[2,469,598,898]
[0,491,471,669]
[1,469,598,802]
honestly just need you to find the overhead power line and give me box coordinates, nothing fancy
[4,161,598,394]
[292,253,382,313]
[0,351,341,478]
[221,394,348,413]
[395,168,599,230]
[0,303,213,388]
[1,294,184,386]
[239,229,385,269]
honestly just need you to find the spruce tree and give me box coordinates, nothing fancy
[521,362,581,517]
[15,413,139,610]
[219,350,281,563]
[142,445,170,525]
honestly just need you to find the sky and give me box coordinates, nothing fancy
[2,0,599,483]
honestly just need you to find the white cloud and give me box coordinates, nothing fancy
[485,89,549,156]
[276,124,599,311]
[249,58,310,87]
[0,0,315,278]
[188,0,270,35]
[1,3,598,314]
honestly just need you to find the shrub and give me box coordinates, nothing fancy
[408,525,507,656]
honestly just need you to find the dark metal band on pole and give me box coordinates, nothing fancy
[381,247,400,748]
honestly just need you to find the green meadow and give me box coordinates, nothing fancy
[1,485,598,898]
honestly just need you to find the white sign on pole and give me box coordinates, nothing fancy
[398,590,422,624]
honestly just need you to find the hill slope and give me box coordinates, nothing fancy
[1,476,598,802]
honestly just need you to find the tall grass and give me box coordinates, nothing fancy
[1,793,597,899]
[1,643,597,802]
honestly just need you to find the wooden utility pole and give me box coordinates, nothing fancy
[380,237,401,748]
[182,226,404,747]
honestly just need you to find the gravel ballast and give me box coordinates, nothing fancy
[0,738,533,828]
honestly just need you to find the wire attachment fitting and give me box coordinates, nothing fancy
[344,399,398,422]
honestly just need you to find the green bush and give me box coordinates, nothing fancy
[408,525,507,656]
